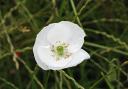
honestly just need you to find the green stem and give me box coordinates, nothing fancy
[101,72,114,89]
[78,0,91,15]
[70,0,82,27]
[17,58,44,89]
[59,71,63,89]
[60,70,85,89]
[85,42,128,56]
[0,77,19,89]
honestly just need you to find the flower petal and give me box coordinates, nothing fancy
[64,49,90,68]
[59,21,86,53]
[33,43,49,70]
[36,46,72,69]
[68,38,84,53]
[46,21,86,52]
[59,21,86,38]
[47,22,72,44]
[45,49,90,70]
[36,23,56,46]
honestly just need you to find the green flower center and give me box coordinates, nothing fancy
[51,42,71,60]
[56,46,64,56]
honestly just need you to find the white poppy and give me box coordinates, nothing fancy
[33,21,90,70]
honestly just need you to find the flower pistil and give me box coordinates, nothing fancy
[51,41,71,60]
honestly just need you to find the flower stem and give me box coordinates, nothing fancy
[0,77,19,89]
[70,0,82,28]
[60,70,85,89]
[59,71,63,89]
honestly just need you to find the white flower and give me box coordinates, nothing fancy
[33,21,90,70]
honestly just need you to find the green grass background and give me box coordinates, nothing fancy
[0,0,128,89]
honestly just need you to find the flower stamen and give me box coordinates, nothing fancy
[51,41,71,60]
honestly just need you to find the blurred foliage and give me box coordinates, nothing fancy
[0,0,128,89]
